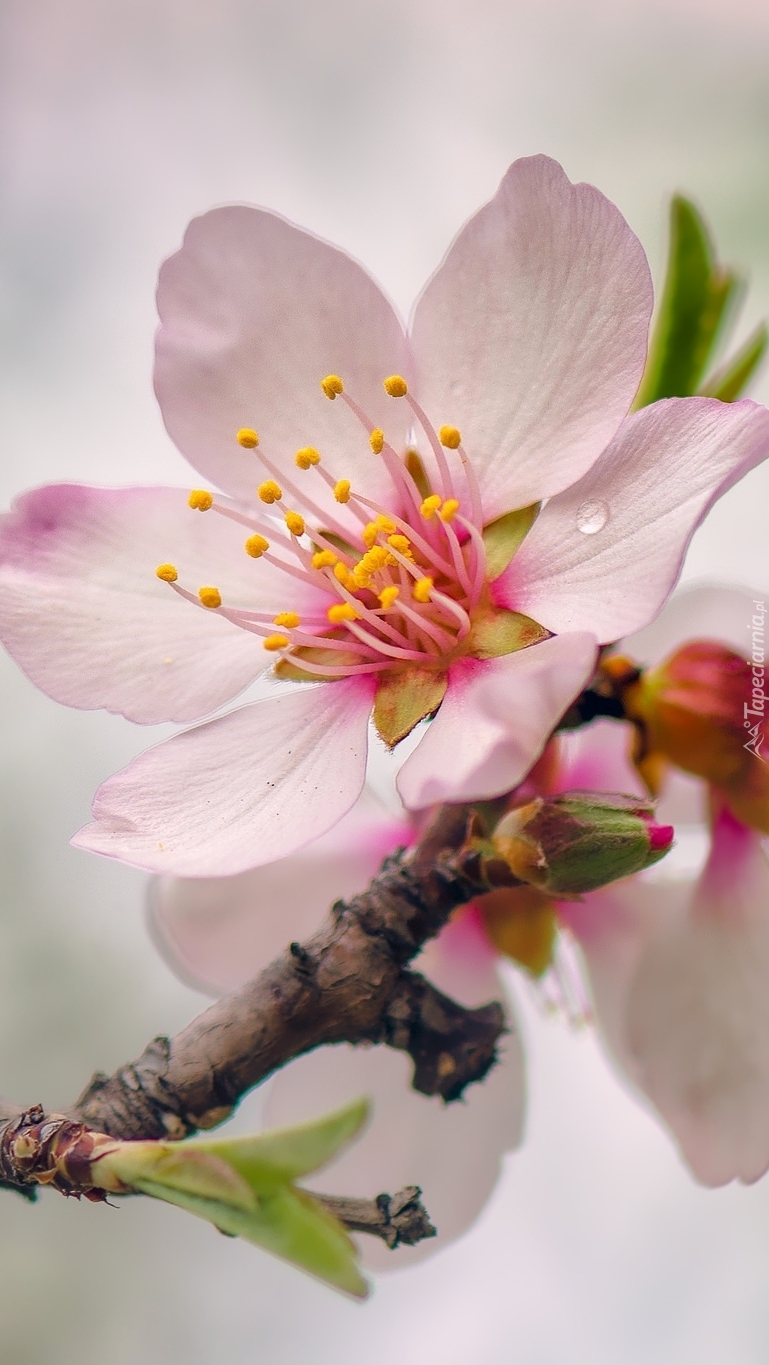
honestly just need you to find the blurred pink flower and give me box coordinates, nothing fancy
[560,585,769,1186]
[2,158,769,876]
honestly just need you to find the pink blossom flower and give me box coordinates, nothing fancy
[2,157,769,876]
[559,586,769,1186]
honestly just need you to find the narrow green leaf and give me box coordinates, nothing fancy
[97,1099,371,1297]
[133,1178,368,1298]
[634,195,741,407]
[200,1098,370,1190]
[700,321,769,402]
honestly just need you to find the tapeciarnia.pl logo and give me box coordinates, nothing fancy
[745,599,767,759]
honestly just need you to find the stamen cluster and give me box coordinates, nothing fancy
[156,375,489,680]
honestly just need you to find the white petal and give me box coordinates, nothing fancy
[73,678,375,876]
[0,484,297,723]
[397,634,598,809]
[627,819,769,1186]
[507,398,769,641]
[148,787,414,994]
[410,155,652,518]
[155,206,411,517]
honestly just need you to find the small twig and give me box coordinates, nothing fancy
[315,1188,436,1249]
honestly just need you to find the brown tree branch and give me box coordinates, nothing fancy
[0,805,516,1244]
[70,827,514,1141]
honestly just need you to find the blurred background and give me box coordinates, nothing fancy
[1,0,769,1360]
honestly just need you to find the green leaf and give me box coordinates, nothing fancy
[200,1097,369,1190]
[98,1099,371,1298]
[634,195,741,407]
[482,505,540,580]
[700,321,768,401]
[134,1177,368,1298]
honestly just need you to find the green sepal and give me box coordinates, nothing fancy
[482,505,540,580]
[700,321,768,401]
[634,195,740,407]
[466,606,549,660]
[373,666,448,746]
[100,1099,370,1298]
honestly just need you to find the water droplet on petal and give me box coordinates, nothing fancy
[575,499,609,535]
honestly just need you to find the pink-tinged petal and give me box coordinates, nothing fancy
[155,207,411,515]
[560,879,665,1090]
[0,483,316,724]
[627,812,769,1185]
[622,582,764,664]
[397,633,598,809]
[148,787,413,995]
[506,397,769,641]
[73,678,375,876]
[554,717,647,797]
[410,155,652,519]
[265,920,523,1268]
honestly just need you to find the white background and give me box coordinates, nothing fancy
[1,1,769,1360]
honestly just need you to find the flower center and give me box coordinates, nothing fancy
[157,374,495,681]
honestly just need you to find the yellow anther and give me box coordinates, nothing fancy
[334,479,351,503]
[328,602,360,624]
[369,428,384,454]
[378,585,400,610]
[295,446,321,469]
[375,514,396,534]
[383,375,408,398]
[356,545,391,578]
[439,425,462,449]
[439,498,460,522]
[155,563,178,583]
[257,480,282,504]
[413,576,434,603]
[198,586,222,609]
[387,533,413,559]
[362,521,379,549]
[312,549,338,570]
[284,511,306,537]
[263,634,289,651]
[321,375,344,399]
[420,494,443,520]
[245,533,270,558]
[353,545,395,589]
[188,489,213,511]
[273,612,301,629]
[333,562,356,590]
[237,428,259,448]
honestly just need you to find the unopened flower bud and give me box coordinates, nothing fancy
[615,641,769,834]
[491,792,673,896]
